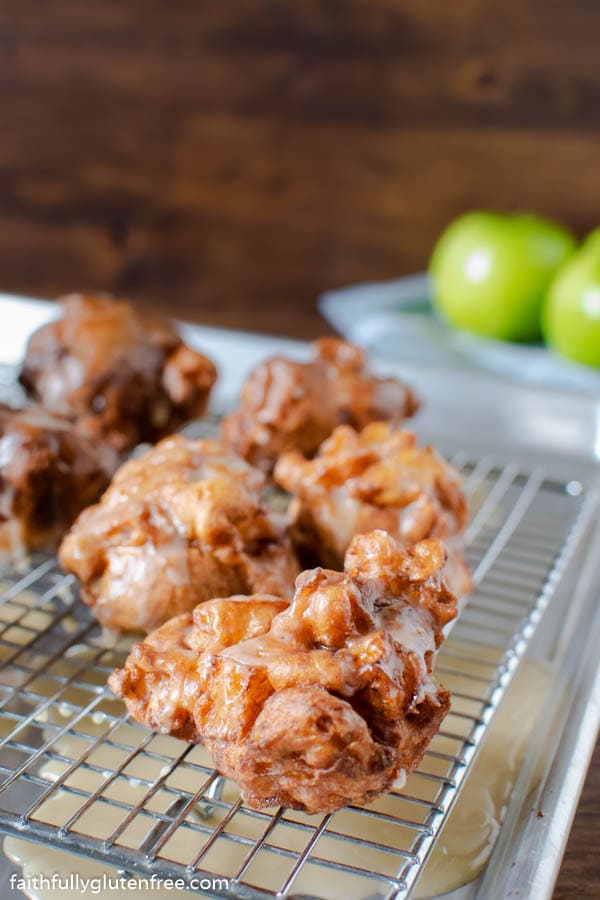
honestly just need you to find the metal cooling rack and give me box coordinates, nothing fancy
[0,410,596,899]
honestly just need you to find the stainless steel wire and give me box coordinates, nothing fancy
[0,411,595,899]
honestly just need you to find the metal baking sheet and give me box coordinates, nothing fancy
[0,293,598,899]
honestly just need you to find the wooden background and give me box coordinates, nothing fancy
[0,2,599,337]
[0,3,598,894]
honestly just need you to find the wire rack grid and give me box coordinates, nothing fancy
[0,409,596,900]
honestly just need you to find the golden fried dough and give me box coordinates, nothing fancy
[0,404,116,552]
[109,530,456,814]
[275,421,472,597]
[221,338,418,473]
[59,436,299,632]
[20,294,216,451]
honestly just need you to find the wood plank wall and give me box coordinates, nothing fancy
[0,2,598,336]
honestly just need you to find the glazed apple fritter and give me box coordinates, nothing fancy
[109,529,456,814]
[221,337,419,473]
[0,403,116,552]
[20,293,217,451]
[275,421,472,598]
[59,435,299,633]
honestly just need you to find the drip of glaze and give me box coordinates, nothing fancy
[412,656,550,899]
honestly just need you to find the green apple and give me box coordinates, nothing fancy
[583,226,600,254]
[429,211,577,342]
[543,248,600,369]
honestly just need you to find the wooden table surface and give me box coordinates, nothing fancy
[554,742,600,899]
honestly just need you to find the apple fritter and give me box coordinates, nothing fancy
[275,421,472,598]
[0,403,116,552]
[109,530,456,814]
[20,293,217,451]
[221,338,418,473]
[59,435,299,633]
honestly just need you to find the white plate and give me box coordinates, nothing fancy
[319,273,600,396]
